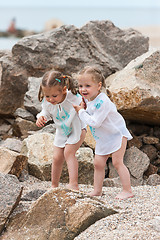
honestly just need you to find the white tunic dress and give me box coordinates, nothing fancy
[37,90,86,148]
[78,92,132,155]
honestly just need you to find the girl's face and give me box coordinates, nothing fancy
[78,73,102,101]
[42,85,67,105]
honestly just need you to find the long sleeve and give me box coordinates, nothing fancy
[78,100,110,128]
[36,100,52,122]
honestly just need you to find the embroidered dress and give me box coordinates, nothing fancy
[37,90,86,148]
[78,92,132,155]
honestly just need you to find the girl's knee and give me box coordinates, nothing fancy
[112,158,123,170]
[94,160,106,170]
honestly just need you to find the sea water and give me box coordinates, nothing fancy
[0,6,160,50]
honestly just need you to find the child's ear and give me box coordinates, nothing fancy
[98,82,102,90]
[63,86,67,93]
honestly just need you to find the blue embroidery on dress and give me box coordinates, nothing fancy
[89,126,99,140]
[76,93,81,97]
[94,99,103,109]
[56,107,72,136]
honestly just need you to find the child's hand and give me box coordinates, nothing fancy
[73,105,82,113]
[36,116,47,127]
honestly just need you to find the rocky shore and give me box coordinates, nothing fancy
[0,20,160,239]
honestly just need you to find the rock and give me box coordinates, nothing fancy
[1,188,117,240]
[12,20,148,78]
[103,177,121,187]
[0,52,28,115]
[106,50,160,125]
[143,136,159,145]
[124,146,150,179]
[21,132,55,181]
[127,133,143,149]
[82,21,149,68]
[24,76,42,116]
[140,144,157,162]
[151,216,160,232]
[0,147,28,178]
[0,138,22,153]
[0,173,23,234]
[12,117,39,138]
[146,174,160,186]
[144,163,158,177]
[13,108,35,122]
[0,122,11,136]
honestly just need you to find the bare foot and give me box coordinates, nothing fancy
[88,190,102,197]
[51,184,58,188]
[66,184,79,191]
[115,190,134,200]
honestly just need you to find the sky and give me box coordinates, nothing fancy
[0,0,160,8]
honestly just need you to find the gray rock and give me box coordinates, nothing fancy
[146,174,160,186]
[12,21,148,78]
[0,173,23,234]
[0,138,22,153]
[14,107,35,122]
[24,76,42,116]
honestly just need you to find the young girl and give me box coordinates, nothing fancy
[36,70,86,190]
[73,66,134,200]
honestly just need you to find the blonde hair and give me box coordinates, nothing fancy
[38,70,77,102]
[77,66,112,99]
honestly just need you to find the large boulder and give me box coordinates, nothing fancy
[1,188,117,240]
[106,50,160,125]
[12,20,149,77]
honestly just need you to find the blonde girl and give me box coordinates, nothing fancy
[36,70,86,190]
[73,66,133,200]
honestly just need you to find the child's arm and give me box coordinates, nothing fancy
[36,100,52,127]
[73,98,86,113]
[78,101,110,128]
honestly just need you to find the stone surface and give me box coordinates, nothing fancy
[0,138,22,153]
[106,50,160,125]
[0,173,23,234]
[21,132,55,181]
[12,20,148,78]
[1,188,117,240]
[0,52,28,115]
[0,147,28,178]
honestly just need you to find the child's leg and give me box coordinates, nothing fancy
[52,146,65,188]
[64,129,86,190]
[88,155,109,196]
[112,137,134,200]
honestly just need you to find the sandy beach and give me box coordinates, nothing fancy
[132,25,160,49]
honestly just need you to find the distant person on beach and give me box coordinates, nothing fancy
[7,18,16,34]
[73,66,134,200]
[36,70,86,190]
